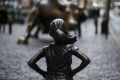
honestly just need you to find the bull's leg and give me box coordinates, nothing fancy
[17,7,39,44]
[17,22,36,44]
[32,24,41,38]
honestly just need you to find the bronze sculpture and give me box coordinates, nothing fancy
[17,0,88,44]
[17,0,99,44]
[28,19,90,80]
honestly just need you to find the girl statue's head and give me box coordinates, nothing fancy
[49,18,76,44]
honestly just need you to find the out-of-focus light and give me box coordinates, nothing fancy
[93,3,98,7]
[114,2,120,6]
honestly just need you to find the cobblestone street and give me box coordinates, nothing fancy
[0,18,120,80]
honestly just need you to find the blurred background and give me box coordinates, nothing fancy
[0,0,120,80]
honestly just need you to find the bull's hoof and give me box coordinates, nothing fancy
[17,36,28,44]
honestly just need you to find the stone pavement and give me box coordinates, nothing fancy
[0,19,120,80]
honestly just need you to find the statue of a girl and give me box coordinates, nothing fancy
[28,18,90,80]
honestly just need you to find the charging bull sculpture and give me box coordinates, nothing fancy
[17,0,99,44]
